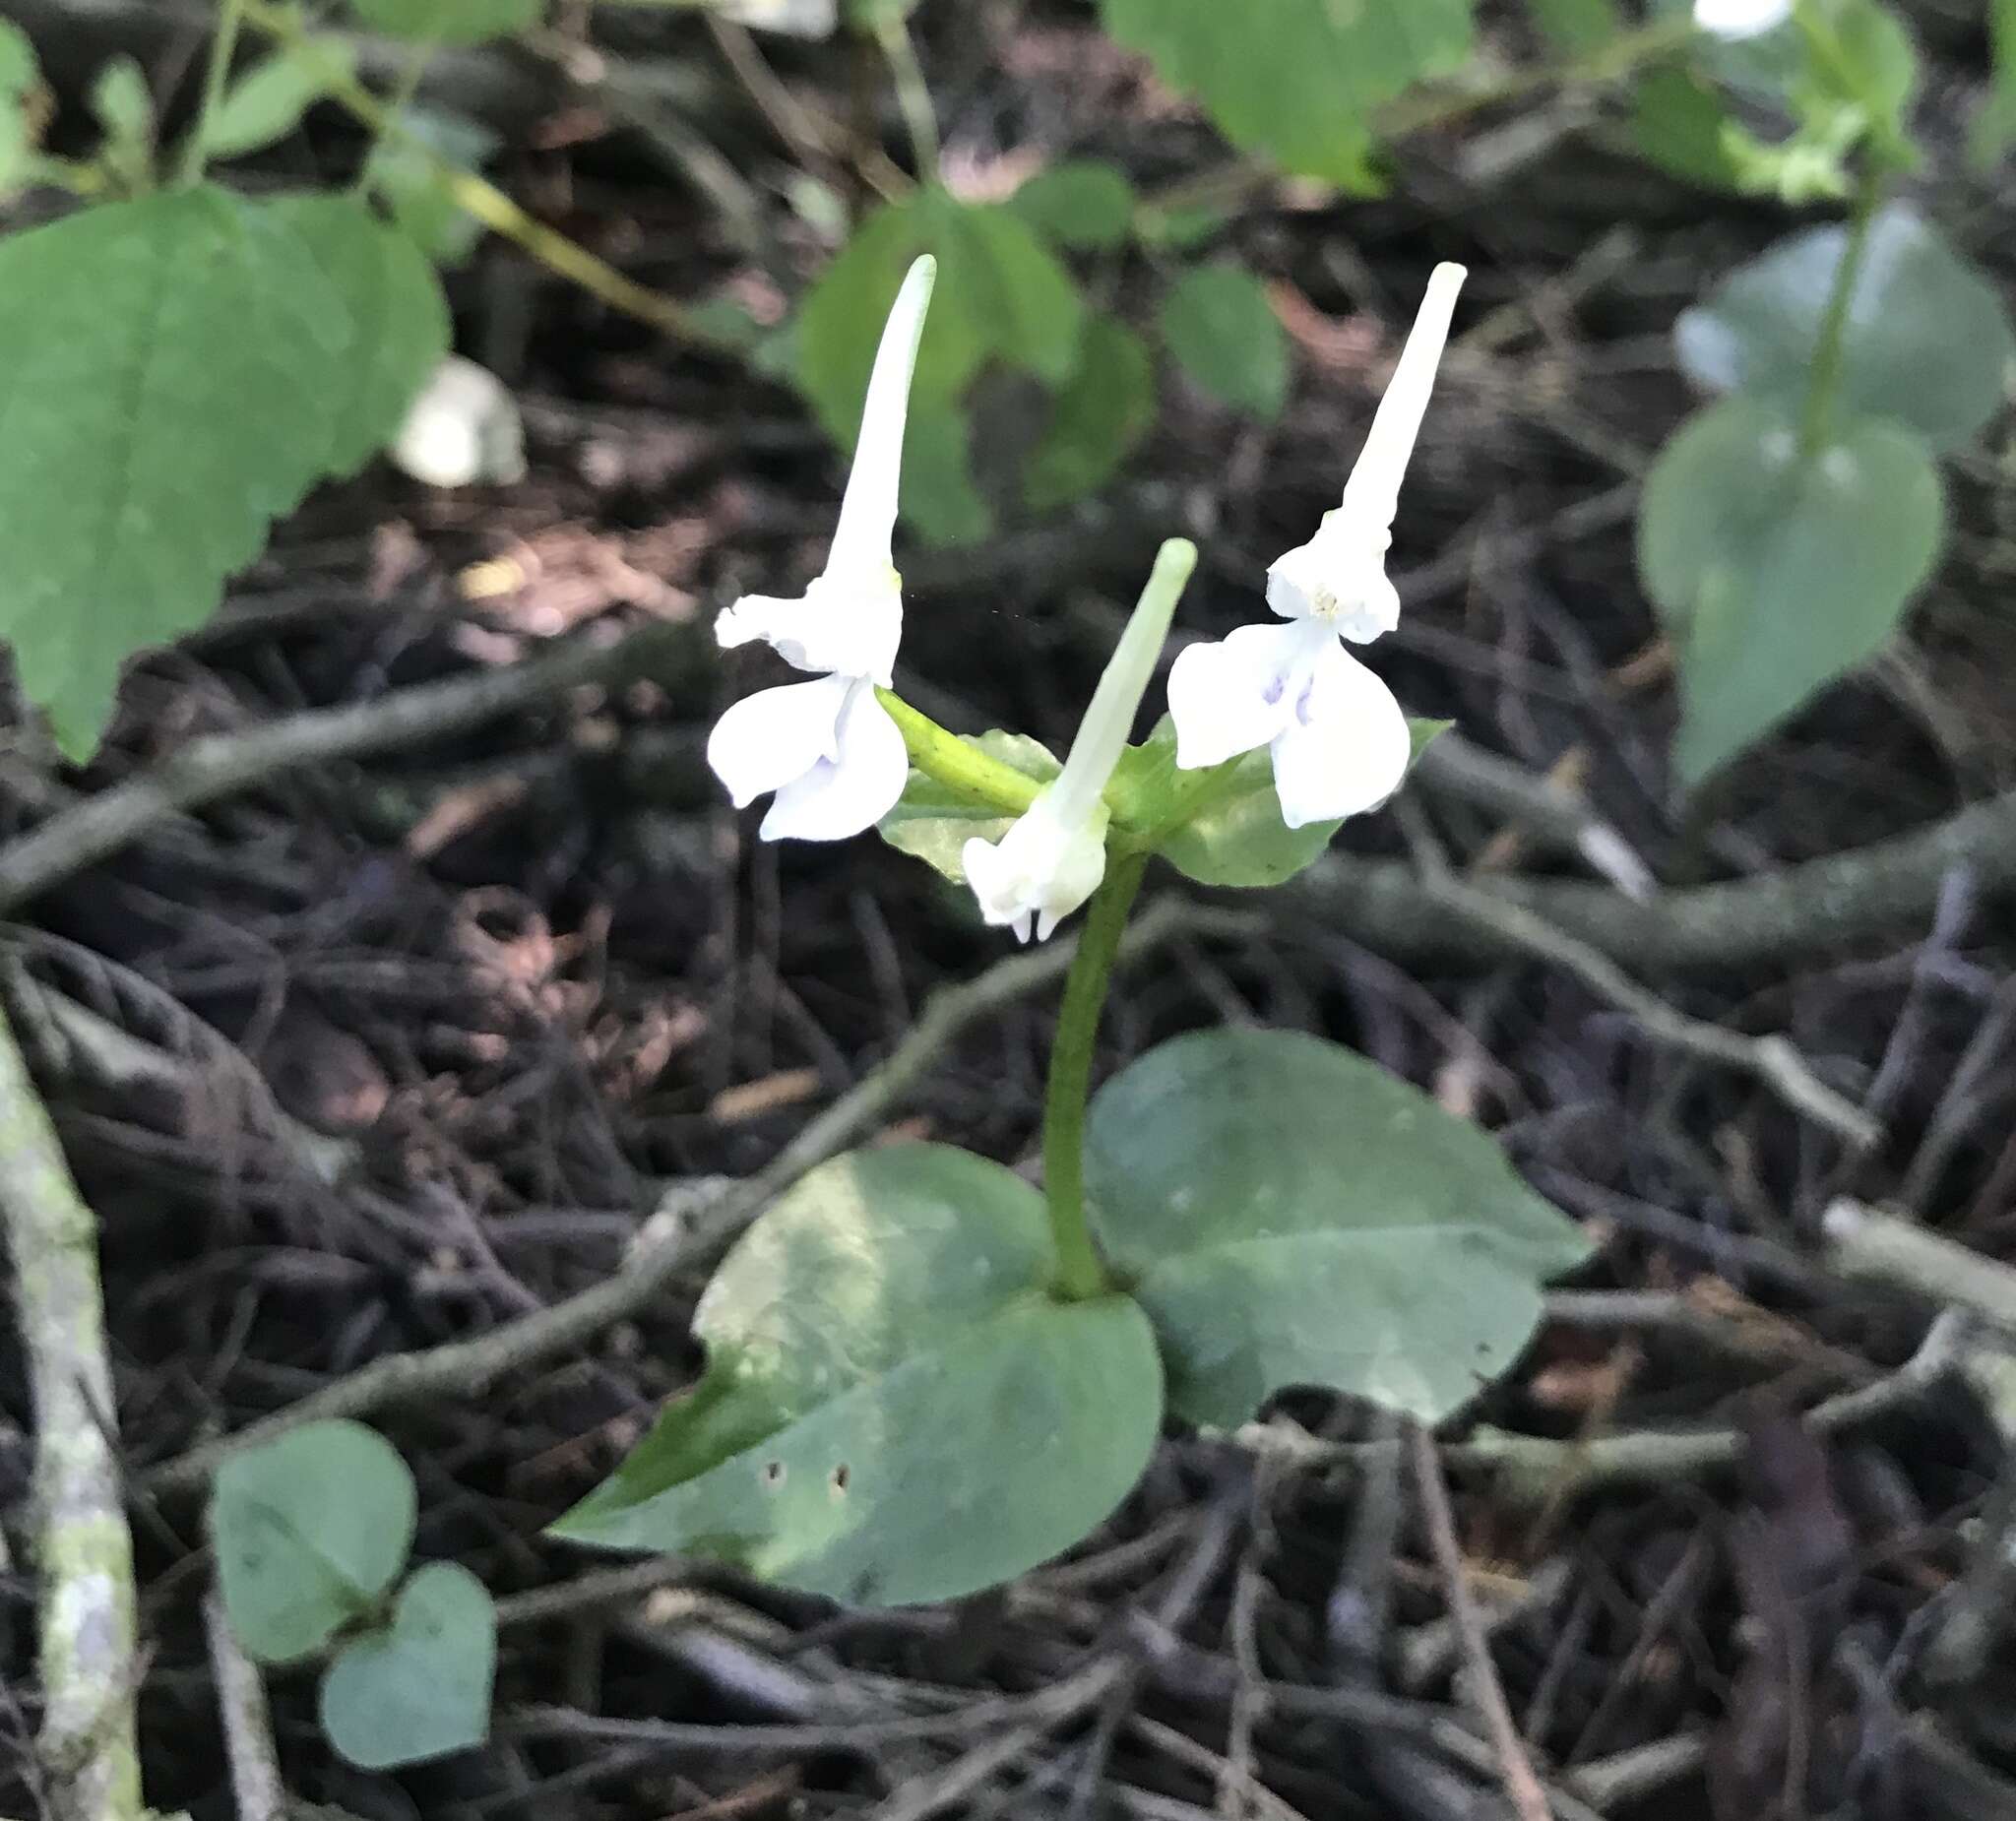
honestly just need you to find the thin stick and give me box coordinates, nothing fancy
[0,1005,146,1818]
[0,620,693,915]
[205,1590,285,1821]
[1409,1427,1554,1821]
[141,896,1245,1497]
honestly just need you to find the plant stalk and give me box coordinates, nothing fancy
[1799,173,1881,460]
[179,0,249,185]
[1040,853,1146,1301]
[873,8,941,191]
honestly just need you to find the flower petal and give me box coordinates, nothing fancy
[1693,0,1793,38]
[715,581,903,684]
[1269,642,1412,829]
[1166,621,1313,770]
[758,680,910,843]
[962,791,1107,943]
[828,256,937,584]
[1264,521,1400,643]
[1339,263,1465,535]
[707,673,852,810]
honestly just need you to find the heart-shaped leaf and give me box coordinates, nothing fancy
[1676,208,2013,451]
[319,1562,497,1770]
[1085,1029,1590,1428]
[261,194,451,477]
[878,731,1059,882]
[211,1420,416,1664]
[550,1145,1163,1604]
[1099,0,1472,191]
[0,184,352,754]
[1159,264,1290,419]
[1638,396,1943,785]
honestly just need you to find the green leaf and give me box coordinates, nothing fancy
[1085,1029,1591,1429]
[319,1563,496,1769]
[1099,0,1472,191]
[1676,208,2015,453]
[348,0,540,44]
[211,1420,416,1664]
[550,1145,1163,1604]
[261,195,453,477]
[878,732,1059,881]
[899,402,994,547]
[198,39,355,159]
[797,190,1086,448]
[90,54,153,186]
[1110,716,1447,890]
[1527,0,1619,53]
[1008,160,1137,251]
[1975,0,2016,163]
[1638,396,1943,785]
[1792,0,1917,167]
[1629,68,1750,191]
[1135,201,1230,252]
[1159,264,1290,419]
[364,105,500,267]
[0,185,351,754]
[1024,319,1156,511]
[0,21,42,195]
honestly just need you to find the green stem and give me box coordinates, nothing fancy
[873,7,941,190]
[179,0,249,186]
[875,689,1041,815]
[1799,173,1881,460]
[1041,854,1146,1301]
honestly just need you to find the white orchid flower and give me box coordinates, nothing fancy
[1693,0,1794,39]
[706,256,935,842]
[1165,263,1464,831]
[965,540,1197,943]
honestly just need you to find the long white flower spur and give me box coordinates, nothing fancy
[1166,263,1464,830]
[707,256,935,842]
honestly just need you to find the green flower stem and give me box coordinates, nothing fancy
[876,688,1042,816]
[1799,171,1882,460]
[178,0,249,186]
[1041,853,1146,1301]
[873,7,942,191]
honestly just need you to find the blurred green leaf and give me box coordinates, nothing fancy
[551,1145,1163,1603]
[1676,207,2015,452]
[0,186,351,753]
[1135,201,1230,251]
[199,39,355,159]
[1024,319,1156,511]
[1159,264,1290,418]
[90,55,153,186]
[319,1563,496,1769]
[348,0,540,44]
[1638,396,1942,785]
[879,731,1059,880]
[1974,0,2016,163]
[1792,0,1917,168]
[0,20,42,194]
[1008,160,1137,251]
[1085,1029,1591,1428]
[1528,0,1619,52]
[1100,0,1472,191]
[1629,68,1751,191]
[898,402,994,547]
[263,194,452,476]
[364,105,500,265]
[212,1420,416,1664]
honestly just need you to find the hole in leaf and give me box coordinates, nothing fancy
[761,1460,786,1488]
[830,1464,850,1496]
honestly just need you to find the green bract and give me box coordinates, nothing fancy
[1099,0,1473,191]
[550,1145,1164,1604]
[1085,1030,1592,1427]
[319,1563,498,1770]
[211,1420,416,1664]
[1638,396,1942,785]
[1676,209,2015,453]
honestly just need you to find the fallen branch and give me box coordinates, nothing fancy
[1292,785,2016,972]
[204,1591,284,1821]
[0,1004,147,1820]
[1407,864,1879,1148]
[141,897,1250,1498]
[1822,1198,2016,1337]
[0,619,695,916]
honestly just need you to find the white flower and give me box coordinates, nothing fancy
[1166,263,1464,830]
[1693,0,1794,38]
[706,256,935,841]
[391,355,527,488]
[964,539,1197,942]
